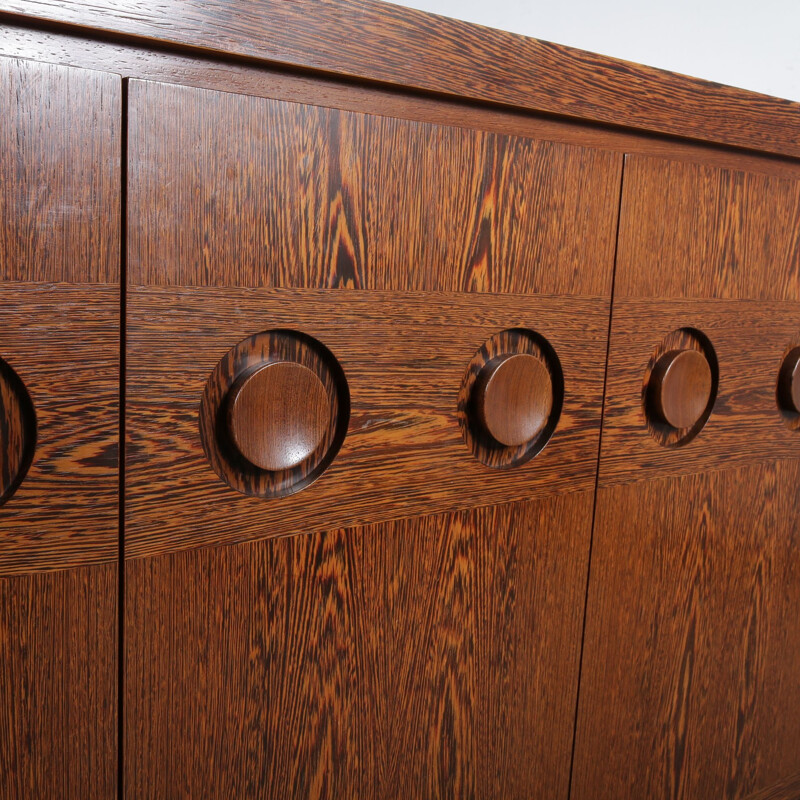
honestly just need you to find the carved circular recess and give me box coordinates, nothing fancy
[458,328,563,468]
[0,357,36,506]
[643,327,718,447]
[776,344,800,430]
[200,330,349,497]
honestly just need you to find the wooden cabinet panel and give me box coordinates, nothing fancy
[125,79,623,796]
[572,156,800,799]
[126,493,593,799]
[0,56,119,797]
[127,80,620,294]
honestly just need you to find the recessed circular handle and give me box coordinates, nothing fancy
[0,357,36,506]
[649,348,713,429]
[777,347,800,414]
[227,361,332,471]
[475,353,554,446]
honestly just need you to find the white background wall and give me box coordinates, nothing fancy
[387,0,800,102]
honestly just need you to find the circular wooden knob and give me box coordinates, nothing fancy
[227,361,331,471]
[475,353,553,447]
[777,348,800,413]
[650,349,712,429]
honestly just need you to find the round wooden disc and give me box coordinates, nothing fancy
[227,361,331,471]
[476,353,554,447]
[0,360,35,504]
[652,349,712,429]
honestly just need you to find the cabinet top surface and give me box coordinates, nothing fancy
[1,0,799,160]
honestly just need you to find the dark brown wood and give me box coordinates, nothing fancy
[3,23,800,183]
[125,491,594,799]
[0,284,120,574]
[743,772,800,800]
[127,79,622,294]
[125,66,620,796]
[128,286,607,558]
[650,349,713,430]
[573,462,800,798]
[458,328,563,468]
[476,353,553,447]
[573,154,800,796]
[0,356,36,505]
[0,56,119,800]
[0,563,118,798]
[199,329,349,498]
[641,327,719,448]
[227,361,331,472]
[0,55,120,283]
[776,347,800,415]
[4,0,800,158]
[616,156,800,301]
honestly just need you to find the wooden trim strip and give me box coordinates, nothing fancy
[2,0,799,159]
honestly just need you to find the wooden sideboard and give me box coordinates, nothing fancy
[1,2,798,798]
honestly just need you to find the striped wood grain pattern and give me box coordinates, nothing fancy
[125,76,620,794]
[599,297,800,487]
[125,493,593,800]
[0,55,119,283]
[127,79,622,294]
[573,463,800,799]
[0,56,119,800]
[572,155,800,797]
[3,23,800,183]
[3,0,800,157]
[126,287,608,559]
[0,284,119,574]
[0,563,118,798]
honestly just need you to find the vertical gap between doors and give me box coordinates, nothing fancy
[566,152,627,799]
[118,76,128,800]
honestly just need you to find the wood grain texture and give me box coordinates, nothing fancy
[125,491,593,800]
[3,23,800,183]
[128,79,622,295]
[743,772,800,800]
[127,286,608,559]
[0,562,117,798]
[600,298,800,484]
[199,329,349,498]
[0,55,119,283]
[0,284,119,574]
[3,0,800,157]
[616,156,800,301]
[572,461,800,799]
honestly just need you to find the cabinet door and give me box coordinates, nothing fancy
[124,79,622,798]
[572,156,800,798]
[0,57,120,797]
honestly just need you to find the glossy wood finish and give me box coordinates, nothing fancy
[3,23,800,184]
[125,74,619,795]
[573,462,800,799]
[0,563,118,798]
[476,353,553,447]
[0,284,120,574]
[573,155,800,797]
[0,55,119,283]
[128,80,622,294]
[0,56,119,799]
[4,0,800,158]
[649,349,712,430]
[126,492,594,800]
[227,361,331,472]
[128,287,606,558]
[199,329,349,499]
[615,156,800,302]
